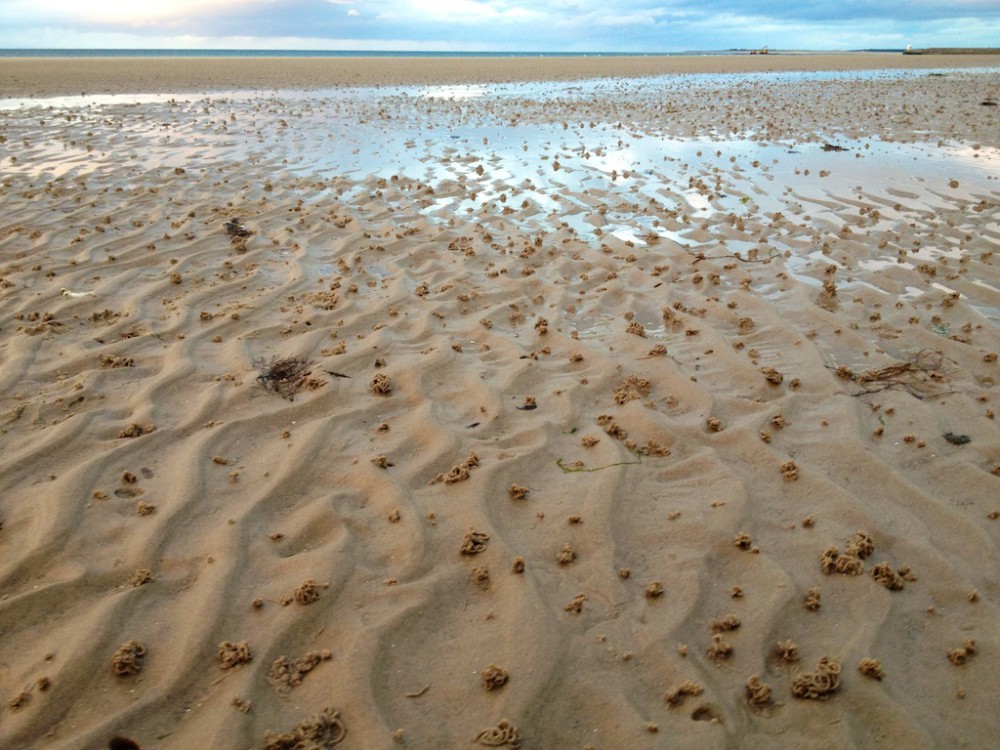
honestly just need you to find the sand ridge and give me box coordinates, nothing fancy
[0,63,998,749]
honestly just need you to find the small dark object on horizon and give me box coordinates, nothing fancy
[225,218,252,238]
[254,355,314,400]
[943,432,971,445]
[980,99,997,106]
[822,143,848,152]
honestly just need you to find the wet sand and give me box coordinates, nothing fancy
[0,59,998,750]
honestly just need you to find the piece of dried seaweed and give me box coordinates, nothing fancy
[475,719,521,747]
[253,355,314,400]
[837,349,953,400]
[224,218,252,238]
[791,656,841,700]
[111,641,146,676]
[263,706,345,749]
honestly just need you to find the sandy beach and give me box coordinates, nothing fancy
[0,55,998,750]
[1,52,1000,96]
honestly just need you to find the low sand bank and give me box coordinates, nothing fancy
[907,48,1000,55]
[1,52,999,97]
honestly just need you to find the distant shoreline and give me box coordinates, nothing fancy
[2,52,998,98]
[904,48,1000,55]
[3,47,999,60]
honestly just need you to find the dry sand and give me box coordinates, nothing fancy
[0,56,998,750]
[1,52,999,96]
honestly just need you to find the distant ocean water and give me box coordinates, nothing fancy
[0,49,902,58]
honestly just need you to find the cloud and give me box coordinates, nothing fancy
[0,0,998,50]
[2,0,259,25]
[0,25,502,52]
[376,0,545,25]
[673,0,1000,25]
[552,8,670,30]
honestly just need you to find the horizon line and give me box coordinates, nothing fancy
[0,47,911,54]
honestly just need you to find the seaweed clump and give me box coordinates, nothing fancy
[706,633,733,661]
[870,562,905,591]
[803,587,822,611]
[218,641,253,669]
[664,680,703,707]
[370,372,392,395]
[225,218,252,239]
[474,718,521,747]
[846,531,875,559]
[557,543,576,565]
[481,664,509,691]
[710,614,740,632]
[791,657,841,700]
[267,651,333,694]
[948,639,977,665]
[281,578,329,606]
[820,530,874,576]
[614,374,651,404]
[434,451,480,484]
[264,707,345,749]
[111,641,146,676]
[858,658,885,680]
[118,422,155,439]
[508,484,529,500]
[745,673,774,708]
[460,530,490,555]
[775,639,800,663]
[836,349,949,399]
[253,355,316,400]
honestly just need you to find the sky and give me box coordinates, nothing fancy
[1,0,999,52]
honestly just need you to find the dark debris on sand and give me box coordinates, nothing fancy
[253,355,315,400]
[224,218,253,238]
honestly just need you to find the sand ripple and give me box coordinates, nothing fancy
[0,68,998,749]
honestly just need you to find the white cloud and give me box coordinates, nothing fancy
[377,0,545,24]
[2,0,261,25]
[561,9,669,28]
[1,0,997,51]
[0,25,505,51]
